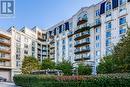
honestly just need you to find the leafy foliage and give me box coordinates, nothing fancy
[98,27,130,73]
[56,60,73,75]
[78,63,92,75]
[40,58,55,69]
[14,73,130,87]
[21,56,40,74]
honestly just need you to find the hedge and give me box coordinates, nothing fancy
[13,73,130,87]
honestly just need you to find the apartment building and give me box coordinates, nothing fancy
[47,19,75,63]
[47,0,130,73]
[0,30,11,81]
[0,26,48,81]
[0,0,130,81]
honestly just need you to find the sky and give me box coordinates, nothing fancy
[0,0,102,30]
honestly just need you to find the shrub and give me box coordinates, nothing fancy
[78,64,92,75]
[56,60,73,75]
[14,73,130,87]
[41,58,55,69]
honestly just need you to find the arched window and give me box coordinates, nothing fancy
[82,14,87,20]
[78,17,81,21]
[106,2,111,11]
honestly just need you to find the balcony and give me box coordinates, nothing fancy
[0,39,11,47]
[68,31,74,37]
[77,19,88,26]
[74,26,91,34]
[0,49,11,54]
[75,32,90,41]
[75,56,90,61]
[0,58,11,61]
[50,44,55,49]
[74,48,90,54]
[50,39,55,44]
[0,34,11,40]
[0,61,11,69]
[74,41,90,47]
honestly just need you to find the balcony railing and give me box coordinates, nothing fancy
[0,34,11,40]
[74,41,90,47]
[0,39,11,47]
[68,31,74,37]
[75,32,90,41]
[75,56,90,61]
[74,26,91,34]
[0,49,11,54]
[0,57,11,61]
[77,19,88,26]
[50,39,55,44]
[75,48,90,54]
[0,61,11,68]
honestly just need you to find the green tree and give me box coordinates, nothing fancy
[40,58,55,69]
[21,56,40,74]
[78,63,92,75]
[56,60,73,75]
[97,55,117,74]
[98,27,130,73]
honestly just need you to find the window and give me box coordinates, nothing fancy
[119,17,126,25]
[69,22,73,29]
[76,33,80,38]
[96,51,100,56]
[106,22,112,30]
[75,41,79,45]
[16,54,20,60]
[69,44,72,48]
[85,38,90,42]
[69,37,72,42]
[106,39,111,46]
[16,34,21,42]
[119,7,126,12]
[119,28,126,34]
[96,9,100,16]
[96,35,100,41]
[16,61,21,67]
[120,0,126,5]
[16,47,20,53]
[106,31,111,38]
[96,28,100,33]
[62,45,65,50]
[83,14,88,20]
[85,45,90,50]
[106,47,112,55]
[68,31,73,35]
[62,39,65,44]
[24,44,28,48]
[106,12,112,17]
[106,2,111,11]
[0,53,5,57]
[24,50,28,54]
[78,17,81,21]
[96,43,100,48]
[95,18,101,24]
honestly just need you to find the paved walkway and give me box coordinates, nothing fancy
[0,82,17,87]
